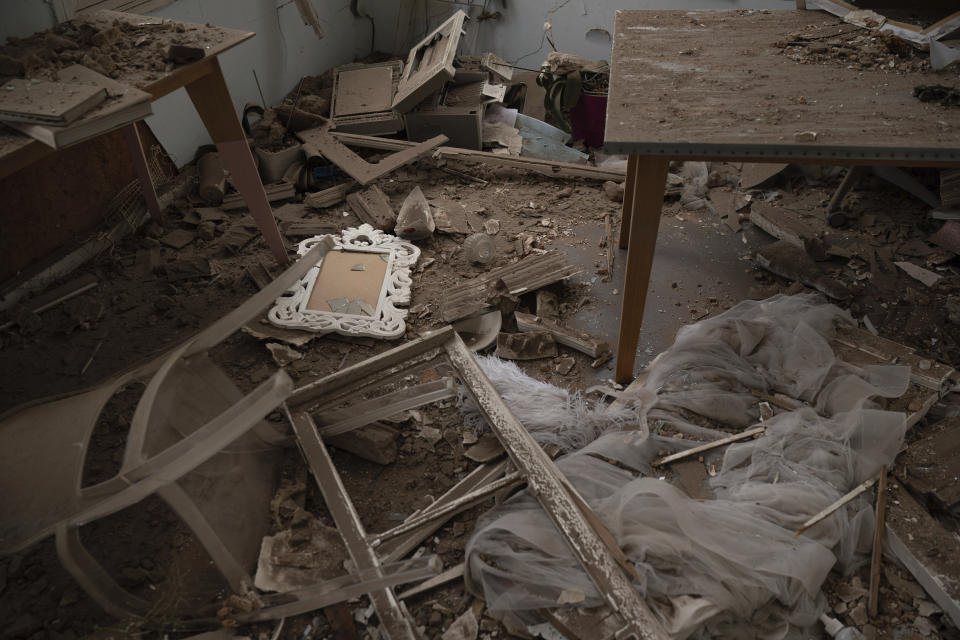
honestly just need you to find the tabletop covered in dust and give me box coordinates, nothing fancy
[604,10,960,160]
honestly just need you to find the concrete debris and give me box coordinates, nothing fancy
[495,331,558,360]
[895,261,942,287]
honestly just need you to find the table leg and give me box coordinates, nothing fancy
[614,156,670,384]
[618,154,640,249]
[184,58,290,265]
[122,123,162,222]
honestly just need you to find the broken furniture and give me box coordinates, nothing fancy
[297,126,447,186]
[826,165,941,227]
[801,0,960,50]
[0,244,438,627]
[604,9,960,383]
[267,224,419,339]
[283,325,670,640]
[404,70,503,150]
[330,60,404,135]
[0,11,290,265]
[392,10,468,113]
[329,131,627,182]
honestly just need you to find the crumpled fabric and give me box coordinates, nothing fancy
[464,294,910,638]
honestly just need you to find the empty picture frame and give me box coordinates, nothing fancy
[392,10,468,113]
[268,224,419,338]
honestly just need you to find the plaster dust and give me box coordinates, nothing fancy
[1,124,960,640]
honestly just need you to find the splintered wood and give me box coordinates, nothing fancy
[286,328,669,640]
[440,251,580,323]
[297,127,447,185]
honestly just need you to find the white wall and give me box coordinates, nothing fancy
[0,0,369,165]
[369,0,795,66]
[142,0,367,165]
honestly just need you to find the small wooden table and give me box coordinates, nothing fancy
[0,10,289,265]
[605,9,960,383]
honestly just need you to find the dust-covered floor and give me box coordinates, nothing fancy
[1,154,959,640]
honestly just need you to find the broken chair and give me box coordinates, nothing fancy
[0,243,436,628]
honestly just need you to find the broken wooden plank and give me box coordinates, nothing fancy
[653,426,766,467]
[749,204,818,250]
[756,240,850,300]
[346,185,397,230]
[297,127,447,186]
[317,378,457,439]
[397,563,465,601]
[289,411,419,640]
[443,333,670,640]
[329,132,628,182]
[235,555,439,623]
[370,471,524,548]
[886,478,960,628]
[221,182,296,211]
[896,418,960,509]
[514,311,610,358]
[440,251,580,323]
[795,476,878,537]
[378,460,510,563]
[0,274,98,332]
[832,325,956,395]
[303,182,354,208]
[868,465,887,619]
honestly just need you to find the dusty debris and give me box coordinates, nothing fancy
[895,261,942,287]
[463,233,496,265]
[514,311,609,358]
[495,331,558,360]
[346,185,396,231]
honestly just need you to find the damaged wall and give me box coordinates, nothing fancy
[371,0,793,66]
[1,0,369,166]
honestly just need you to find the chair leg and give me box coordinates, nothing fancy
[55,525,153,620]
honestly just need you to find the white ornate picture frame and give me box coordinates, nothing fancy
[268,224,420,339]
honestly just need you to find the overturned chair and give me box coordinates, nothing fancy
[0,244,437,629]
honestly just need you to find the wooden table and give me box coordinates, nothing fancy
[604,9,960,383]
[0,10,289,265]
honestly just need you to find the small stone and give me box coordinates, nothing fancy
[849,601,868,627]
[915,600,940,617]
[918,359,931,371]
[794,130,818,142]
[946,296,960,325]
[557,186,574,198]
[442,609,478,640]
[197,220,217,241]
[833,601,848,615]
[554,356,576,375]
[483,219,500,235]
[266,342,302,367]
[428,611,443,627]
[602,181,624,203]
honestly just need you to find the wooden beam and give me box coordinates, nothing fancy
[868,466,887,618]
